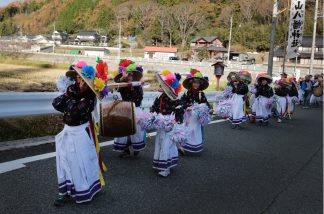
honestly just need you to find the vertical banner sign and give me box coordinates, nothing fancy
[286,0,305,59]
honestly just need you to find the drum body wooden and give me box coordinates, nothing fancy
[100,101,136,137]
[313,86,323,97]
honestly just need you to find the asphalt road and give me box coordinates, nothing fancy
[0,106,322,214]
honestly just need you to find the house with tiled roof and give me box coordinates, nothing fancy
[274,35,323,65]
[143,46,178,60]
[190,36,223,48]
[190,36,226,60]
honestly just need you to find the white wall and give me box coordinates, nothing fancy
[144,52,176,60]
[155,52,176,60]
[84,50,105,57]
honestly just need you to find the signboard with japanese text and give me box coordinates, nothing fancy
[286,0,305,59]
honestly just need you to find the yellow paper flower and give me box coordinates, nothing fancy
[112,70,119,77]
[94,77,105,91]
[161,70,171,76]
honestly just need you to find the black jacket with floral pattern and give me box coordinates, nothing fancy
[52,88,96,126]
[231,82,249,95]
[118,86,143,107]
[255,85,274,98]
[181,90,210,110]
[150,93,183,122]
[275,87,289,97]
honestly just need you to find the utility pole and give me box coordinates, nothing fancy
[227,16,233,65]
[282,0,290,75]
[52,0,56,54]
[267,0,278,77]
[53,21,55,53]
[309,0,319,75]
[117,20,121,61]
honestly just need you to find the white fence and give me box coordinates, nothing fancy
[0,92,218,118]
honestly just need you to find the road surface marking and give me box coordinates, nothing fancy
[0,119,227,174]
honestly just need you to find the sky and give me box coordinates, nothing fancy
[0,0,19,7]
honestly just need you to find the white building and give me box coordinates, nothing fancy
[75,31,101,44]
[84,47,109,57]
[144,46,178,60]
[52,31,68,43]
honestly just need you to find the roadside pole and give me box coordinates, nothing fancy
[267,0,278,77]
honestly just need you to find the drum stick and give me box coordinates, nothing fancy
[107,82,142,90]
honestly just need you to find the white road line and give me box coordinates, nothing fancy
[0,119,226,174]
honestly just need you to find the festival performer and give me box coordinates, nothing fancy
[300,75,314,108]
[214,72,237,118]
[52,61,110,206]
[251,73,274,126]
[310,75,323,107]
[229,70,249,129]
[274,78,290,123]
[150,70,183,177]
[113,59,146,158]
[236,70,254,118]
[180,68,211,154]
[287,77,299,117]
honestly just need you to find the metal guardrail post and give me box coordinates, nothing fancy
[0,92,218,118]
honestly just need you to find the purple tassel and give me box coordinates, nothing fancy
[190,103,212,126]
[223,85,233,98]
[136,66,143,72]
[100,86,109,98]
[214,99,232,118]
[118,66,124,73]
[137,112,156,130]
[175,73,182,81]
[170,124,189,144]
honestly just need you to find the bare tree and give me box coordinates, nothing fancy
[217,5,233,27]
[131,2,159,34]
[164,10,176,47]
[157,6,166,45]
[237,0,257,22]
[173,3,205,51]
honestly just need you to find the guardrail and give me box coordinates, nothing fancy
[27,52,323,76]
[0,92,218,118]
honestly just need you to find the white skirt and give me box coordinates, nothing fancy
[252,96,271,123]
[55,122,101,203]
[310,94,323,104]
[287,96,297,113]
[275,96,287,117]
[182,112,204,153]
[229,94,246,125]
[298,89,304,102]
[114,107,146,152]
[153,129,178,171]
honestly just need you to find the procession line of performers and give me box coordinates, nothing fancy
[52,58,318,206]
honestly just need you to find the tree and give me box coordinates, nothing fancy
[97,7,115,36]
[173,3,205,51]
[164,10,176,47]
[0,19,17,36]
[57,0,98,33]
[197,49,209,61]
[131,2,159,36]
[237,0,257,22]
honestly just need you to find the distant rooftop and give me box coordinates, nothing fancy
[143,46,178,53]
[191,36,218,43]
[77,31,100,36]
[302,35,323,48]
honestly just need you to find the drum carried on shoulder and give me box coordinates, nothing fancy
[100,101,136,137]
[313,86,323,97]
